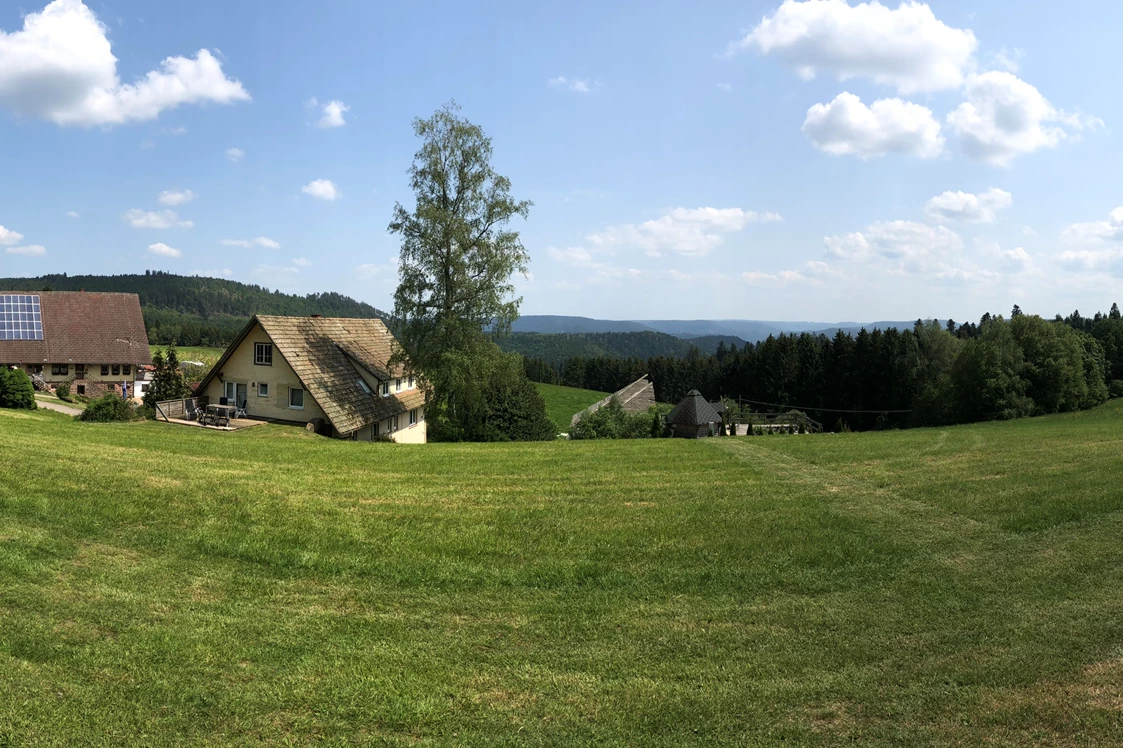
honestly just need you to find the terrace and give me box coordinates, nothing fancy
[154,396,269,432]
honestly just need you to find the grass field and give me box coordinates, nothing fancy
[4,403,1123,744]
[534,382,609,432]
[150,345,224,367]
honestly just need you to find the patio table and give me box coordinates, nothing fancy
[204,404,236,427]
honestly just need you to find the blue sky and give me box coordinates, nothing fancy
[1,0,1121,323]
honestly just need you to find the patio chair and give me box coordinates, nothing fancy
[234,400,248,419]
[184,399,200,422]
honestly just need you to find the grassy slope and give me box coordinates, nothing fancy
[4,406,1123,744]
[534,381,609,432]
[150,345,224,367]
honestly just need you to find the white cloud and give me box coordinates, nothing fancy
[826,220,962,270]
[66,210,79,218]
[740,261,836,286]
[802,92,944,158]
[548,76,594,94]
[587,207,782,258]
[1060,207,1123,245]
[291,257,311,266]
[730,0,977,94]
[122,209,193,229]
[947,72,1098,166]
[924,187,1012,223]
[989,47,1023,73]
[146,242,181,258]
[220,236,280,249]
[716,82,733,92]
[301,179,341,201]
[356,263,381,280]
[5,244,46,256]
[0,225,25,245]
[314,99,349,128]
[225,147,244,162]
[191,268,232,279]
[157,188,195,206]
[0,0,249,127]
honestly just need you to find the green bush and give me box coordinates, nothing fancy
[55,382,71,401]
[78,393,141,422]
[570,398,666,440]
[0,367,37,410]
[1110,380,1123,399]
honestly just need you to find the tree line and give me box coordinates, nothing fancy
[523,306,1123,431]
[496,331,746,364]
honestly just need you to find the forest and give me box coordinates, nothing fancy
[0,272,388,346]
[524,306,1123,431]
[495,331,746,362]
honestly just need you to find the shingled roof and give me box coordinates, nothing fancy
[666,389,723,426]
[0,291,151,365]
[571,374,656,427]
[199,315,423,435]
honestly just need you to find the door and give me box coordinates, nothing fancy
[224,382,249,410]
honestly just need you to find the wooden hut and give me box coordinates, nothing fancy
[665,389,723,438]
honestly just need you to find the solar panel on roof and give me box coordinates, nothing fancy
[0,294,44,341]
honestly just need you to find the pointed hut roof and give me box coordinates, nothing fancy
[666,389,723,426]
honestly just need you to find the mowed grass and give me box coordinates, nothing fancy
[534,382,609,432]
[4,406,1123,744]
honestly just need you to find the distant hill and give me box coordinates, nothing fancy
[497,331,747,364]
[512,315,936,343]
[0,272,389,347]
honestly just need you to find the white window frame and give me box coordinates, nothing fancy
[254,342,273,366]
[395,377,402,392]
[381,381,389,397]
[257,382,269,397]
[389,414,398,432]
[288,387,305,410]
[409,408,417,426]
[408,375,415,389]
[358,378,372,395]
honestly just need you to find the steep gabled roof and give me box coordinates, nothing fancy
[0,291,151,364]
[571,374,656,427]
[197,315,423,435]
[666,389,722,426]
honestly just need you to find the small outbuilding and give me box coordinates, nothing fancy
[665,389,724,438]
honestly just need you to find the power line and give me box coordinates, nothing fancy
[737,397,912,414]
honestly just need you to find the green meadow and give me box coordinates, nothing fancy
[4,402,1123,744]
[534,382,609,432]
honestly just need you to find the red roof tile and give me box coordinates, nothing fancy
[0,291,151,365]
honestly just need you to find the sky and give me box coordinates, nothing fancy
[1,0,1121,324]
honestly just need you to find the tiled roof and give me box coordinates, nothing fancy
[571,374,656,427]
[0,291,151,365]
[254,315,423,435]
[666,389,722,426]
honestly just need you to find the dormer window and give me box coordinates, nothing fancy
[358,378,372,395]
[381,381,389,397]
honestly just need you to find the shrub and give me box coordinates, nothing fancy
[570,398,663,440]
[0,367,36,410]
[78,393,141,422]
[1110,380,1123,399]
[55,382,71,401]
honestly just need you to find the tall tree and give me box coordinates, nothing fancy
[389,102,546,440]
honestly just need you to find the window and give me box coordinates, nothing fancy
[112,365,120,376]
[51,363,68,376]
[373,421,380,436]
[254,343,273,366]
[357,378,372,395]
[29,365,42,375]
[258,382,269,397]
[409,408,417,426]
[390,414,399,432]
[123,364,131,376]
[75,364,85,378]
[76,384,85,396]
[381,381,389,397]
[289,387,304,409]
[408,375,415,389]
[395,377,402,392]
[101,365,109,376]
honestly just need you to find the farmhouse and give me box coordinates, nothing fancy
[571,374,656,428]
[666,389,724,438]
[0,291,152,398]
[196,315,427,442]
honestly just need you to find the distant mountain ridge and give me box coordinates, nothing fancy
[514,315,933,343]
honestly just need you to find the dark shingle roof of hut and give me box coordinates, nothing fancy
[666,389,722,426]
